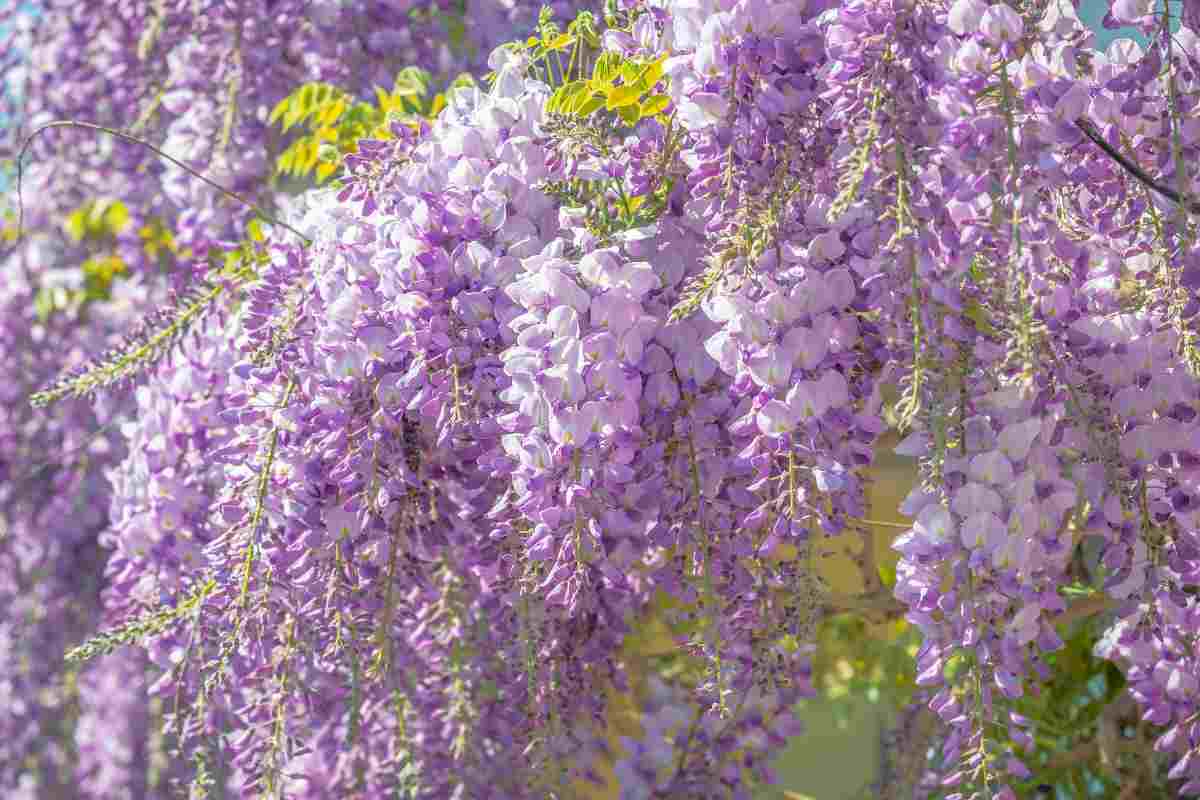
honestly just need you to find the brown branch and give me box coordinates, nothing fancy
[822,589,1116,628]
[1052,594,1117,628]
[13,119,312,248]
[825,588,905,619]
[856,523,882,596]
[1045,738,1098,771]
[1075,116,1200,213]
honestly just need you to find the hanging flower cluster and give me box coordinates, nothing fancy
[14,0,1200,797]
[0,0,579,795]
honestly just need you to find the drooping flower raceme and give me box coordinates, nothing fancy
[18,0,1200,797]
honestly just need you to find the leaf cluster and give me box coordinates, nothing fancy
[35,200,177,319]
[546,51,669,126]
[268,68,473,184]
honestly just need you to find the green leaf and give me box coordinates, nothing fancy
[551,80,589,115]
[246,218,265,243]
[640,93,670,117]
[317,142,340,163]
[616,103,640,126]
[316,162,338,184]
[606,83,642,110]
[400,95,423,115]
[65,208,88,242]
[639,55,666,89]
[319,97,347,127]
[298,83,316,112]
[963,298,997,337]
[268,96,291,126]
[545,32,575,51]
[592,52,622,86]
[394,66,432,96]
[103,200,130,233]
[575,93,605,118]
[281,103,305,133]
[300,139,320,173]
[428,93,447,118]
[278,144,298,175]
[445,12,467,51]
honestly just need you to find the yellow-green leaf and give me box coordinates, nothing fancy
[640,94,670,117]
[86,200,109,228]
[617,103,640,126]
[281,104,305,133]
[606,83,642,110]
[103,200,130,233]
[446,13,466,50]
[560,79,588,99]
[964,299,997,337]
[316,162,338,183]
[246,218,265,243]
[592,52,622,86]
[319,97,347,127]
[298,84,316,112]
[278,145,298,175]
[575,93,605,118]
[268,97,291,126]
[545,32,575,51]
[392,83,424,99]
[65,208,88,242]
[394,66,432,96]
[553,80,590,115]
[300,140,320,173]
[375,85,396,110]
[639,55,667,89]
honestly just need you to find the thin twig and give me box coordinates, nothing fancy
[1052,594,1117,628]
[1075,116,1200,214]
[822,586,1117,627]
[14,120,312,246]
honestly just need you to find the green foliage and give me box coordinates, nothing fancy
[829,80,885,223]
[814,615,920,718]
[33,199,178,320]
[668,249,740,324]
[499,7,601,87]
[63,197,129,242]
[507,8,681,253]
[546,52,669,126]
[526,6,670,129]
[268,69,475,184]
[1006,618,1148,799]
